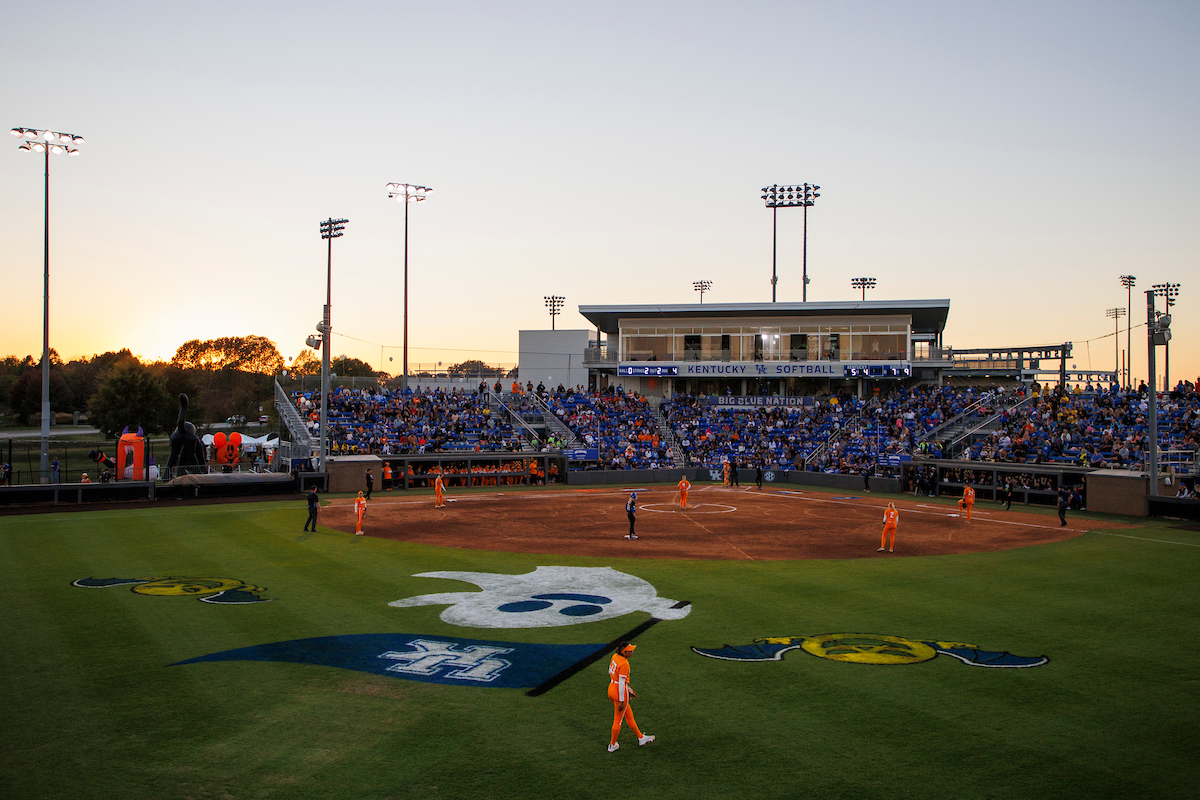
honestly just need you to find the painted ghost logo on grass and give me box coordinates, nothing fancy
[73,576,271,604]
[389,566,691,628]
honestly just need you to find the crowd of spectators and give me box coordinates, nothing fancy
[664,381,1199,477]
[663,384,1015,472]
[546,387,675,469]
[292,385,523,455]
[286,379,1199,479]
[958,382,1200,470]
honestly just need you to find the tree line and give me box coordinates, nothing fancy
[1,337,516,435]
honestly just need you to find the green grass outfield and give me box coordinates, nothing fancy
[2,489,1197,799]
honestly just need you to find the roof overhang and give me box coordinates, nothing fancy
[578,299,951,336]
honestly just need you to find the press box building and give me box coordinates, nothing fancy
[571,299,954,399]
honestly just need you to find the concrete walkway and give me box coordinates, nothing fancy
[0,426,102,440]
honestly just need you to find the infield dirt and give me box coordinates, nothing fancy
[322,484,1130,560]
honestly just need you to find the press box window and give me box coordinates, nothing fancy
[790,334,807,361]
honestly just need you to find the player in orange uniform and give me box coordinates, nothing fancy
[434,473,446,508]
[354,491,367,535]
[607,642,654,753]
[878,502,899,552]
[958,484,975,522]
[678,476,690,510]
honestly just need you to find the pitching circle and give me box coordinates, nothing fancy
[640,503,737,514]
[800,633,937,665]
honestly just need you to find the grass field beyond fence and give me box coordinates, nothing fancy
[1,493,1197,799]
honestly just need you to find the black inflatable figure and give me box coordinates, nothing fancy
[167,393,206,476]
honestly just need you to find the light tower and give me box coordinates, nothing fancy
[544,295,565,330]
[1120,275,1136,388]
[387,183,431,390]
[316,217,347,471]
[1152,282,1180,392]
[850,277,877,301]
[693,280,712,303]
[761,183,819,302]
[1105,307,1125,383]
[11,127,84,484]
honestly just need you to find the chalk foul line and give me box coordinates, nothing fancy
[1097,531,1200,548]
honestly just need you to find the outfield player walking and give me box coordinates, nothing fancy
[607,642,654,752]
[878,502,898,552]
[625,493,638,539]
[434,473,446,508]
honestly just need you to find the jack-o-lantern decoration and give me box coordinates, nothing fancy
[212,431,243,465]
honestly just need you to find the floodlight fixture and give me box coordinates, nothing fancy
[12,125,83,483]
[319,217,347,239]
[693,280,712,303]
[851,277,877,300]
[386,182,433,391]
[761,182,819,302]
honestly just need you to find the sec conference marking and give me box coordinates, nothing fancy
[693,632,1048,668]
[73,576,271,604]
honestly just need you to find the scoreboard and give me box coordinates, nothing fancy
[843,364,912,379]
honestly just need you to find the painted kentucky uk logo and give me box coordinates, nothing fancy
[693,632,1047,668]
[73,576,271,604]
[389,566,691,628]
[173,634,609,689]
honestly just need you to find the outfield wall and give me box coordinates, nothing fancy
[565,468,900,494]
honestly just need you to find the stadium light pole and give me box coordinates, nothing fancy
[762,183,819,302]
[693,280,712,303]
[317,217,347,472]
[1144,284,1178,495]
[12,127,83,484]
[851,277,877,301]
[1105,307,1125,384]
[387,183,431,392]
[1153,283,1180,392]
[544,295,564,330]
[1120,275,1136,388]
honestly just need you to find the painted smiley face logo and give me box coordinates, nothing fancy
[497,593,614,617]
[389,566,691,628]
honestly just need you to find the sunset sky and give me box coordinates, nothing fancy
[2,2,1196,385]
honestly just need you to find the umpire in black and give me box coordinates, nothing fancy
[304,486,320,531]
[365,468,374,500]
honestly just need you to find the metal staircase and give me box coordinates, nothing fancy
[655,405,687,468]
[804,403,872,470]
[274,380,315,462]
[491,394,541,452]
[944,394,1036,457]
[529,393,581,448]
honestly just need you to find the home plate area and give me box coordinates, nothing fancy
[326,486,1123,561]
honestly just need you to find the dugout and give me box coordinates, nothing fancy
[905,458,1094,508]
[577,299,952,400]
[379,453,565,489]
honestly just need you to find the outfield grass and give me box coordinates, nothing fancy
[1,494,1196,799]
